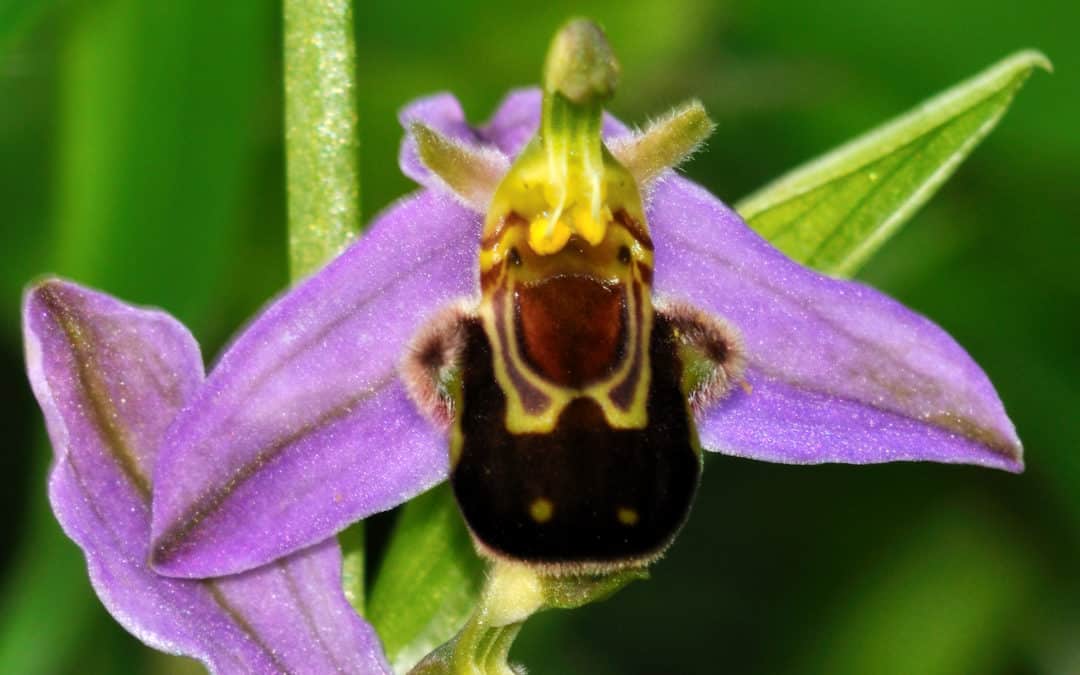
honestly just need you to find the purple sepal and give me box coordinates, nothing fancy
[648,177,1023,471]
[479,89,546,156]
[150,191,480,577]
[24,279,390,674]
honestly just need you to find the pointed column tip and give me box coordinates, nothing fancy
[543,18,620,104]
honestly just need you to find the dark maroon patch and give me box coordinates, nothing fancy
[614,209,653,250]
[492,286,551,414]
[514,276,626,387]
[636,261,653,287]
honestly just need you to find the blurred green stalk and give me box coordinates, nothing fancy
[284,0,366,613]
[284,0,361,280]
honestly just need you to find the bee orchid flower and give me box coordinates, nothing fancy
[23,18,1022,675]
[144,29,1019,582]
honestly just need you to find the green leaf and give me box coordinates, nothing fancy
[367,484,483,674]
[736,50,1050,277]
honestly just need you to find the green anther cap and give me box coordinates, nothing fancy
[543,19,620,104]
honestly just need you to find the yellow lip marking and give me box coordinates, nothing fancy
[616,507,639,526]
[530,498,555,523]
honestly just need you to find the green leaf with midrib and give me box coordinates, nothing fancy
[736,50,1051,277]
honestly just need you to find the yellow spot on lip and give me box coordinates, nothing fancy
[617,507,639,526]
[530,498,554,523]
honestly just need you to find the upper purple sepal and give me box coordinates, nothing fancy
[149,190,481,578]
[24,279,391,674]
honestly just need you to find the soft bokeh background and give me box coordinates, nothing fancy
[2,1,1077,673]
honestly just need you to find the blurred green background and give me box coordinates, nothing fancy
[2,1,1077,673]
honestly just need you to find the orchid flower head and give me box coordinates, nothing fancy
[151,74,1022,574]
[22,17,1023,675]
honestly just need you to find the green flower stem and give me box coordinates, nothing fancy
[284,0,361,280]
[283,0,364,612]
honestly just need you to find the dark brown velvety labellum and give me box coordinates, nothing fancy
[451,316,700,573]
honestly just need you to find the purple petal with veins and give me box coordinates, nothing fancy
[24,279,390,674]
[150,190,480,578]
[649,177,1022,471]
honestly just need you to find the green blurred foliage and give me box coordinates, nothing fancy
[1,1,1076,673]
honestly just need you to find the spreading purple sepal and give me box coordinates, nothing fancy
[23,279,391,674]
[649,177,1023,471]
[479,89,547,157]
[150,190,481,578]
